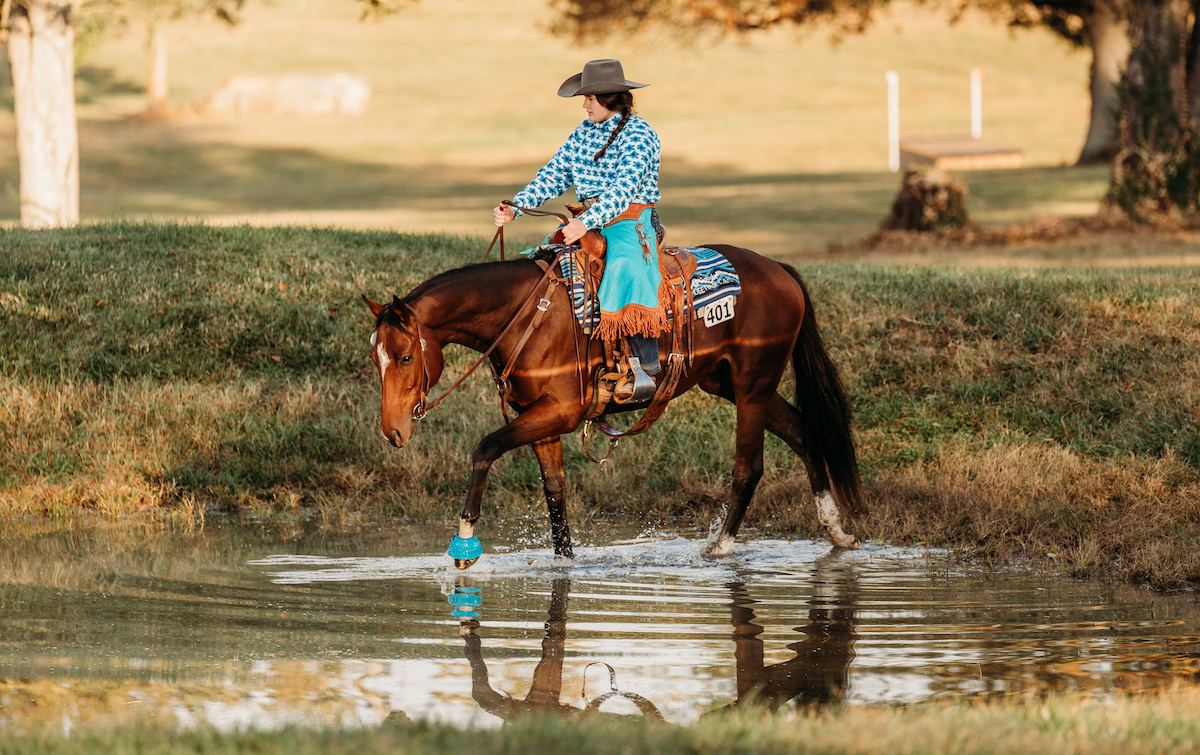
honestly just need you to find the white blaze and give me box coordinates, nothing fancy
[376,341,391,379]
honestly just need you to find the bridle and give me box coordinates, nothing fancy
[371,307,433,421]
[382,240,572,422]
[403,304,433,421]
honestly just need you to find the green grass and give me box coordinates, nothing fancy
[7,690,1200,754]
[4,224,1200,585]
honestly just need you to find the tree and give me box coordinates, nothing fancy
[1189,0,1200,131]
[135,0,242,116]
[985,1,1131,163]
[5,0,81,229]
[549,0,1131,165]
[83,0,244,116]
[1107,0,1199,222]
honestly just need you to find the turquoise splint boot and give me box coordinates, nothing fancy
[448,534,482,570]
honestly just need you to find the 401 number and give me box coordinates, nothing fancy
[703,296,735,327]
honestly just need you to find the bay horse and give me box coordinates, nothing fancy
[364,240,863,568]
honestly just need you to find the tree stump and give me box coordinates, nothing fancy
[881,167,970,232]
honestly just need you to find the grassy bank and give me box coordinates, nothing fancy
[3,224,1200,586]
[7,689,1200,754]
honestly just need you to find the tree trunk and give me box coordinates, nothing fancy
[7,0,80,229]
[1108,0,1199,222]
[1076,1,1131,164]
[146,19,169,116]
[1188,0,1200,133]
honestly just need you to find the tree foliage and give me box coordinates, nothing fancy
[550,0,1109,42]
[350,0,417,20]
[550,0,890,40]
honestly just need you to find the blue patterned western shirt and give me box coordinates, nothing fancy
[511,113,661,229]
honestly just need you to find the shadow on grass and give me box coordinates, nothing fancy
[0,108,1113,254]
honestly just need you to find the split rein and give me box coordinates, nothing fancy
[404,201,572,421]
[481,200,569,263]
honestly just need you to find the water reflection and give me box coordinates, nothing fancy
[721,554,857,712]
[458,576,667,720]
[0,526,1199,732]
[457,554,861,720]
[461,578,663,721]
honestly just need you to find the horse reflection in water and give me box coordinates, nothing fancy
[717,553,858,713]
[459,554,858,720]
[460,578,664,721]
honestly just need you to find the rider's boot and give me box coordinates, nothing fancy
[628,334,661,376]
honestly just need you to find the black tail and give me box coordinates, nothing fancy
[782,264,864,517]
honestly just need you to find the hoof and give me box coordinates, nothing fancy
[448,534,482,570]
[832,535,861,550]
[707,534,736,558]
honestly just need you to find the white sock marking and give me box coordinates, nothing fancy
[816,490,859,549]
[710,533,736,557]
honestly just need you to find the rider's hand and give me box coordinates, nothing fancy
[493,204,516,227]
[562,218,588,244]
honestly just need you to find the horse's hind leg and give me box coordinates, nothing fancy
[531,436,573,559]
[764,394,859,549]
[710,401,769,557]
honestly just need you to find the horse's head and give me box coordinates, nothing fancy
[363,295,445,448]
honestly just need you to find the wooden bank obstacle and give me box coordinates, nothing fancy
[885,68,1023,172]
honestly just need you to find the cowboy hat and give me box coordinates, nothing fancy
[557,59,648,98]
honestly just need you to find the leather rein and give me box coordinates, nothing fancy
[481,200,569,263]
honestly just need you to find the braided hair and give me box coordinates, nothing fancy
[593,91,634,161]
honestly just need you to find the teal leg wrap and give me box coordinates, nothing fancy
[449,534,483,570]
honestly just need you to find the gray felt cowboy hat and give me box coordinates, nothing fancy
[557,59,648,98]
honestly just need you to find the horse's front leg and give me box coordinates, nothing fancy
[453,398,577,569]
[530,436,573,559]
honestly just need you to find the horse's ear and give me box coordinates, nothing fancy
[390,295,411,322]
[363,295,386,318]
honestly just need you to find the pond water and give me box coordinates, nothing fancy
[1,521,1198,732]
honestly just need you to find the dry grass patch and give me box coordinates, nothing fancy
[7,686,1200,754]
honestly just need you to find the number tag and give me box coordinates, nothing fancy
[703,295,736,327]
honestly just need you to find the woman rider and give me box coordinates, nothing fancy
[493,59,664,393]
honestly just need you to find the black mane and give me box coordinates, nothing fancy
[400,259,534,304]
[373,258,537,331]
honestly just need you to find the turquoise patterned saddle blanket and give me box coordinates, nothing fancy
[554,245,742,331]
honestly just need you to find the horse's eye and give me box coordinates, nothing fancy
[370,332,377,346]
[401,355,413,365]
